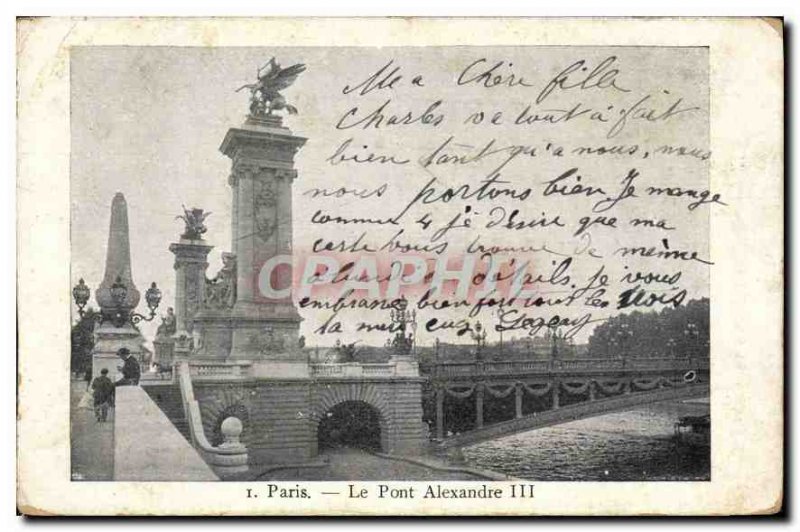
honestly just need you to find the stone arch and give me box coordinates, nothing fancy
[198,385,252,447]
[311,383,394,452]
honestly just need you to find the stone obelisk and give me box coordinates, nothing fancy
[220,112,306,361]
[91,193,146,378]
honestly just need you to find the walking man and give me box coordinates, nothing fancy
[90,368,114,422]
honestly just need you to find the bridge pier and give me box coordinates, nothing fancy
[588,381,596,401]
[475,384,484,429]
[514,383,523,419]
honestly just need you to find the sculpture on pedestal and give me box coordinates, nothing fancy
[236,58,306,117]
[334,340,359,363]
[204,253,237,309]
[156,307,177,338]
[169,207,214,346]
[176,205,211,241]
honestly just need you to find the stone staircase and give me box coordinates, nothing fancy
[142,383,191,442]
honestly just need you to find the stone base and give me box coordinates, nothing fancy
[250,359,311,379]
[191,376,429,468]
[192,310,233,360]
[228,306,302,360]
[152,336,175,367]
[388,356,421,377]
[91,323,146,380]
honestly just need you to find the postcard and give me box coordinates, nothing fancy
[16,17,783,516]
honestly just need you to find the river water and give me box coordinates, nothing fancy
[463,400,710,481]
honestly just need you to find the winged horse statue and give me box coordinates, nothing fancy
[237,58,306,116]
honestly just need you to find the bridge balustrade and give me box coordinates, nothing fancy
[421,357,708,379]
[188,361,253,380]
[309,361,416,378]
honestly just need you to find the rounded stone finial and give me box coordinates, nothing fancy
[220,417,243,445]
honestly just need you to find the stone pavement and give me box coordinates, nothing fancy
[70,379,114,481]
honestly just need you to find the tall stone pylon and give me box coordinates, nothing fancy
[91,193,146,378]
[220,114,306,361]
[168,214,213,361]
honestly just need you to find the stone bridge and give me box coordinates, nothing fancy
[143,355,709,472]
[143,357,428,468]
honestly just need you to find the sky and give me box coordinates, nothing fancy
[70,46,710,347]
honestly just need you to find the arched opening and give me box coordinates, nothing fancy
[317,400,383,452]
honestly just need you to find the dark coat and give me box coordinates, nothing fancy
[91,376,115,405]
[117,355,141,385]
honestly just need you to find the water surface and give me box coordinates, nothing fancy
[463,400,710,481]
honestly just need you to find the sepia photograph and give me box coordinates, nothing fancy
[67,45,712,483]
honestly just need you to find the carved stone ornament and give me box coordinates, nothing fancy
[254,181,278,242]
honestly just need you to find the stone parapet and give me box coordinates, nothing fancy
[113,385,218,481]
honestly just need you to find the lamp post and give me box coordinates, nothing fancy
[494,308,504,359]
[72,277,162,328]
[684,322,699,358]
[666,338,677,358]
[389,296,416,357]
[608,337,618,359]
[549,325,562,360]
[616,323,632,360]
[471,321,487,362]
[72,278,91,318]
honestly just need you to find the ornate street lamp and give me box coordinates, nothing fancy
[684,322,699,357]
[472,321,487,361]
[140,282,163,323]
[549,325,563,360]
[72,277,162,327]
[666,338,677,357]
[389,296,416,357]
[72,279,91,317]
[608,337,618,359]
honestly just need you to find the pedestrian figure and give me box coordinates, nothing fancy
[91,369,114,422]
[115,347,140,386]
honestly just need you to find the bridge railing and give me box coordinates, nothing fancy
[421,356,708,378]
[188,360,253,380]
[309,362,407,378]
[176,361,249,478]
